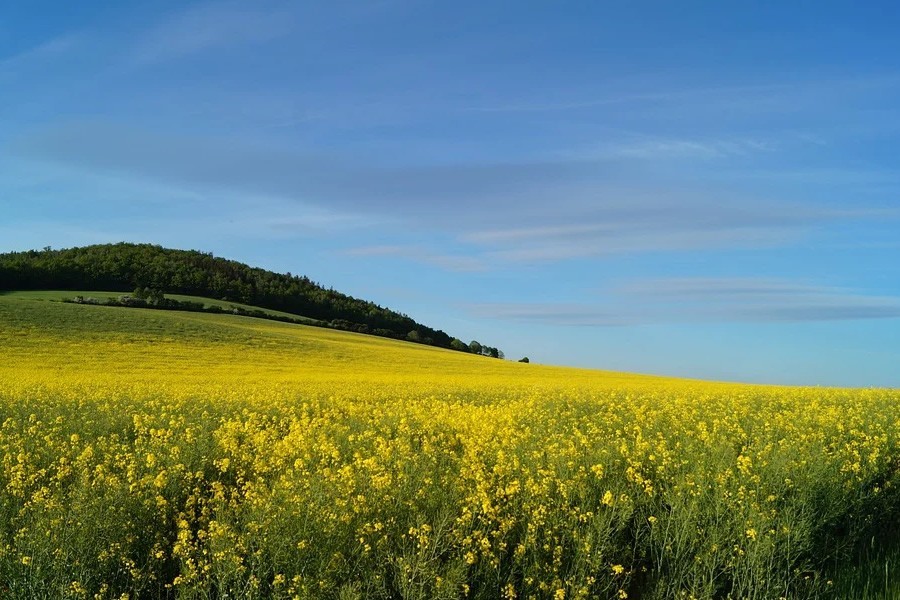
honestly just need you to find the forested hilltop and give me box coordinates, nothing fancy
[0,243,501,355]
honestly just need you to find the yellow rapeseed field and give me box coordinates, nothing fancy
[1,293,898,599]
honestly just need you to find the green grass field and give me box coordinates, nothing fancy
[4,290,321,323]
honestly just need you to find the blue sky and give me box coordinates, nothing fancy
[2,1,899,386]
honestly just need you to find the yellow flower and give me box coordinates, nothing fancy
[502,582,517,599]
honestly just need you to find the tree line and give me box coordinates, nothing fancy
[0,243,503,357]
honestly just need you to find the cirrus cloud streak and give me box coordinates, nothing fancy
[469,277,900,326]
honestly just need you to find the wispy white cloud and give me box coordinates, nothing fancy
[462,82,795,114]
[342,245,487,272]
[467,303,627,326]
[471,278,900,326]
[465,199,830,261]
[618,277,828,298]
[579,137,775,161]
[131,1,295,65]
[728,166,900,188]
[0,155,379,252]
[483,228,795,263]
[620,277,900,322]
[464,72,900,115]
[12,120,899,266]
[0,33,82,75]
[0,209,355,254]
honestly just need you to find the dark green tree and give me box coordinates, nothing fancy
[450,338,469,352]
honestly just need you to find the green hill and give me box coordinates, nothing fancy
[0,243,500,356]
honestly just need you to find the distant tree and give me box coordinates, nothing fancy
[487,347,499,359]
[407,330,423,343]
[450,338,468,352]
[469,340,483,355]
[497,349,505,360]
[133,286,147,300]
[518,357,530,363]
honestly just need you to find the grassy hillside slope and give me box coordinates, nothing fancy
[0,291,659,389]
[10,290,322,322]
[1,292,899,599]
[0,243,501,354]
